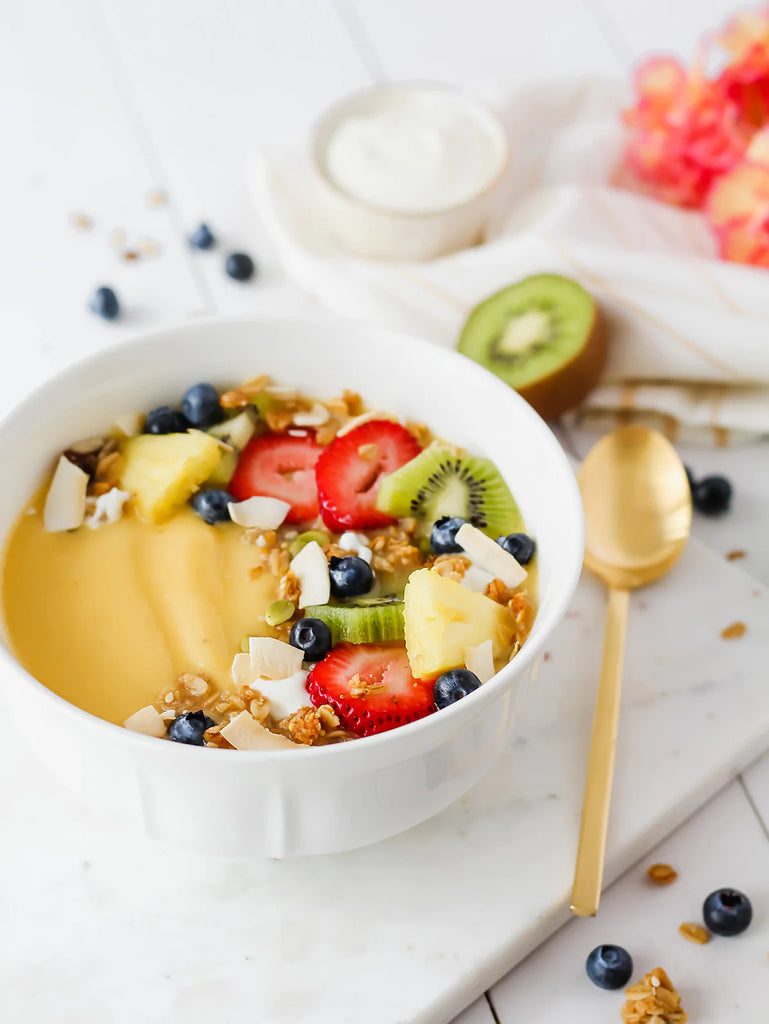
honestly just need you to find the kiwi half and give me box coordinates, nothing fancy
[304,601,404,643]
[376,448,522,537]
[457,274,607,421]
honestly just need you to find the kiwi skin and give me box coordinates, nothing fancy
[517,303,607,421]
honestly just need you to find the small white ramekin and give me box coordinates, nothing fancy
[311,83,509,261]
[0,315,582,857]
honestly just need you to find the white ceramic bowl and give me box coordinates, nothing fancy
[0,316,582,857]
[311,83,509,261]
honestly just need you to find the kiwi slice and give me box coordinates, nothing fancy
[457,274,607,421]
[376,448,522,537]
[304,601,404,643]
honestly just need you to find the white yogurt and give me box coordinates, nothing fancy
[323,89,506,214]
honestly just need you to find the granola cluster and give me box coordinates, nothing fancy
[64,436,123,497]
[621,967,687,1024]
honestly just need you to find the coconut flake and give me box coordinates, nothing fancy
[253,670,310,719]
[460,564,496,593]
[85,487,130,529]
[338,530,373,564]
[292,402,330,428]
[464,640,495,684]
[43,456,89,532]
[456,523,527,589]
[249,636,304,679]
[290,540,330,608]
[124,705,166,737]
[68,435,104,454]
[231,652,255,688]
[113,412,144,438]
[228,495,291,529]
[336,409,400,437]
[220,711,297,750]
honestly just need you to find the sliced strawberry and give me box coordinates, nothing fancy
[306,643,435,737]
[315,421,421,530]
[229,432,323,523]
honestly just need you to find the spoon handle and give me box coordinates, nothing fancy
[570,585,630,917]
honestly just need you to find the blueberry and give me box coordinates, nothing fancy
[329,556,374,599]
[182,382,224,428]
[433,669,482,710]
[703,888,752,936]
[225,252,255,282]
[89,285,120,321]
[693,475,732,516]
[168,710,214,746]
[289,617,332,661]
[430,516,467,555]
[191,489,231,524]
[144,406,188,434]
[585,945,633,990]
[497,532,536,565]
[189,222,215,250]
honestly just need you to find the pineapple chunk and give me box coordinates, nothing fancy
[120,432,222,523]
[403,568,514,678]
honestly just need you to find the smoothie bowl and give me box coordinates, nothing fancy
[0,316,582,856]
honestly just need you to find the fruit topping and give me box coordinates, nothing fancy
[191,488,232,524]
[120,431,222,523]
[303,600,405,644]
[377,447,522,538]
[315,420,421,530]
[144,406,188,435]
[703,888,752,935]
[289,617,333,661]
[248,636,304,679]
[305,643,435,737]
[227,495,290,529]
[225,252,255,281]
[207,408,259,450]
[403,568,514,678]
[585,944,633,990]
[43,455,89,532]
[182,382,224,428]
[89,285,120,321]
[189,222,215,250]
[168,710,215,746]
[464,639,495,683]
[229,432,323,523]
[457,274,606,421]
[497,531,536,565]
[289,540,331,608]
[433,668,482,709]
[123,705,166,738]
[430,515,467,554]
[692,474,733,515]
[328,555,375,599]
[456,523,527,588]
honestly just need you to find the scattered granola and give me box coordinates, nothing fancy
[431,554,472,583]
[647,863,678,886]
[621,967,687,1024]
[721,621,747,640]
[679,922,710,945]
[144,188,168,208]
[70,212,92,231]
[726,549,746,561]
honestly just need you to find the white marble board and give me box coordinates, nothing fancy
[1,533,767,1024]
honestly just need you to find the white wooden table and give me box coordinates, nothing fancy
[2,2,767,1021]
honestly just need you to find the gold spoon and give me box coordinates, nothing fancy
[570,425,692,917]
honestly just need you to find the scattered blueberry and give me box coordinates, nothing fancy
[289,617,333,661]
[189,222,215,250]
[585,945,633,990]
[89,285,120,321]
[497,532,536,565]
[703,888,752,936]
[329,556,374,599]
[144,406,188,434]
[693,475,732,516]
[191,489,231,524]
[433,668,482,710]
[168,710,215,746]
[225,252,255,282]
[430,516,467,555]
[182,382,224,428]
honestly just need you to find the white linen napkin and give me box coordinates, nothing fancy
[248,78,769,445]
